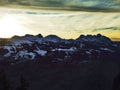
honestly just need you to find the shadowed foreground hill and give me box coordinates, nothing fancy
[0,59,119,90]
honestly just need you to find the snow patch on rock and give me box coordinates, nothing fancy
[15,50,36,60]
[34,47,47,56]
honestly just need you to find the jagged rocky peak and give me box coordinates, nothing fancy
[11,34,43,39]
[76,34,112,43]
[23,34,43,39]
[78,34,103,39]
[36,34,43,38]
[10,34,43,46]
[97,34,102,37]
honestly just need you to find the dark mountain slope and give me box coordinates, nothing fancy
[1,59,119,90]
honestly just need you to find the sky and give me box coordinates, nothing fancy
[0,0,120,40]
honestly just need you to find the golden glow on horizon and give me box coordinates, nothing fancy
[0,15,29,38]
[0,8,120,41]
[0,14,120,40]
[91,30,120,40]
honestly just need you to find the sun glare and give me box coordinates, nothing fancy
[0,15,29,38]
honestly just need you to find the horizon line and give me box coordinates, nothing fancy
[0,33,120,41]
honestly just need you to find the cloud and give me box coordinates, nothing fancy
[93,27,120,32]
[1,0,120,11]
[63,0,120,11]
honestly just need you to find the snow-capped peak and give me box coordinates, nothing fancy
[10,34,43,46]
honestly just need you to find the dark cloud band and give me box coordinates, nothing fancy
[1,0,120,12]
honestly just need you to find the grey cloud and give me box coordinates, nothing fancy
[63,0,120,11]
[93,27,120,32]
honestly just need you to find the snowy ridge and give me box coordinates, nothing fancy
[0,34,119,62]
[76,34,111,44]
[10,34,43,46]
[10,34,112,45]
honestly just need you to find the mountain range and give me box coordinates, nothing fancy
[0,34,120,63]
[0,33,120,90]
